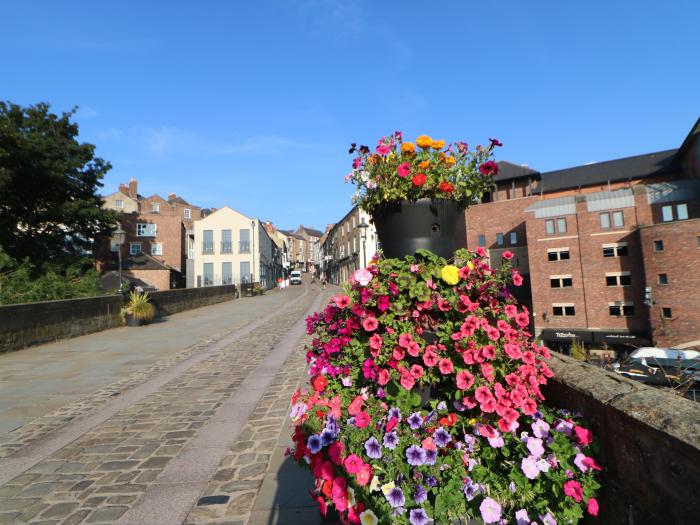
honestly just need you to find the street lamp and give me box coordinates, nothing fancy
[251,219,256,284]
[357,219,369,268]
[112,226,126,292]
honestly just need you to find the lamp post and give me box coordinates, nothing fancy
[112,226,126,292]
[357,218,369,268]
[251,219,256,284]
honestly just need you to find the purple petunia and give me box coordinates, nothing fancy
[407,412,424,430]
[383,431,399,450]
[526,436,545,457]
[463,434,476,452]
[424,448,437,465]
[425,476,437,487]
[433,427,451,447]
[540,512,558,525]
[388,407,402,421]
[463,478,483,501]
[386,487,405,508]
[364,437,382,459]
[515,509,530,525]
[531,418,550,438]
[406,445,427,466]
[306,434,322,454]
[409,508,429,525]
[320,429,336,446]
[414,484,427,504]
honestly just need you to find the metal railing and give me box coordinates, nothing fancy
[221,241,233,253]
[202,241,214,254]
[239,241,250,253]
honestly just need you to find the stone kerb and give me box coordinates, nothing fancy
[543,353,700,525]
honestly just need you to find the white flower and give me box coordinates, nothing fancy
[359,509,378,525]
[347,487,356,507]
[352,268,373,287]
[369,475,380,492]
[381,481,395,496]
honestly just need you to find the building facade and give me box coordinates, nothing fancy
[192,207,282,289]
[321,207,378,285]
[99,179,204,290]
[465,117,700,352]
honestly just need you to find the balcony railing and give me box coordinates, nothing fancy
[202,241,214,254]
[239,241,250,253]
[221,241,233,253]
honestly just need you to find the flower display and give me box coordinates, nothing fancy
[290,248,602,524]
[346,132,500,214]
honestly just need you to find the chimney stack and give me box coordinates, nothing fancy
[119,183,129,195]
[168,193,177,201]
[128,178,138,199]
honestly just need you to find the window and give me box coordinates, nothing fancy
[550,275,573,288]
[203,263,214,286]
[129,242,142,255]
[109,240,120,252]
[184,208,191,219]
[478,234,486,247]
[222,262,232,285]
[557,217,567,233]
[239,229,251,253]
[603,243,628,257]
[136,223,157,237]
[545,219,555,235]
[115,199,124,209]
[600,212,611,229]
[662,307,673,319]
[609,303,635,317]
[509,232,517,245]
[662,203,689,222]
[151,243,163,256]
[151,202,160,213]
[552,304,575,316]
[658,273,668,285]
[352,217,356,229]
[697,236,700,248]
[496,233,504,247]
[547,248,570,261]
[240,261,251,283]
[202,230,214,254]
[606,272,631,287]
[221,230,232,253]
[653,240,664,252]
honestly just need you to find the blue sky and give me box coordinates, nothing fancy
[3,0,698,231]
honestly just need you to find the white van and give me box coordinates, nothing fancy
[290,271,302,285]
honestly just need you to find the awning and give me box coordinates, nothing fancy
[539,329,593,343]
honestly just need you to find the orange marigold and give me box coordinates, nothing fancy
[444,155,456,166]
[432,139,446,150]
[401,142,416,154]
[418,160,430,169]
[416,135,433,149]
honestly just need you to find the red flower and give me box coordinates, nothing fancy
[312,375,328,392]
[412,173,427,186]
[479,161,499,176]
[438,181,454,193]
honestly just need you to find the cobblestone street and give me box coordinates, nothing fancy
[0,283,331,525]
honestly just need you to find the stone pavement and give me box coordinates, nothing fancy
[0,281,333,525]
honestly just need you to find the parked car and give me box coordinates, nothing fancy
[290,271,303,285]
[612,347,700,385]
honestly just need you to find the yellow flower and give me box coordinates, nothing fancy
[416,134,433,149]
[467,260,475,270]
[441,265,460,285]
[360,510,379,525]
[401,142,415,154]
[432,138,446,150]
[445,155,456,166]
[468,418,478,426]
[418,160,430,170]
[347,487,356,507]
[381,481,395,496]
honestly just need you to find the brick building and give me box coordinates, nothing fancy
[321,207,378,285]
[99,179,205,290]
[465,117,700,353]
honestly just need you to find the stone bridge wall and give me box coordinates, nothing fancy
[0,285,238,353]
[544,353,700,525]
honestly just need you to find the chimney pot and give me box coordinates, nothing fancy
[128,179,138,198]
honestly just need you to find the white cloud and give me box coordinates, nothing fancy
[78,106,99,118]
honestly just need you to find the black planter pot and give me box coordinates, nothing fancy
[125,314,144,327]
[371,199,466,259]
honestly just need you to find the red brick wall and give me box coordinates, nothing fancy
[123,269,172,291]
[639,218,700,346]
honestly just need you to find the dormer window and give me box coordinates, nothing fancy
[115,199,124,209]
[151,202,160,213]
[184,208,191,219]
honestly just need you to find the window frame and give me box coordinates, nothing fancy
[478,234,486,247]
[612,210,624,228]
[136,223,157,237]
[496,233,504,247]
[150,242,163,256]
[662,307,673,319]
[151,202,160,213]
[676,203,689,221]
[115,199,124,209]
[657,273,668,285]
[184,208,192,219]
[547,248,570,261]
[609,302,635,317]
[509,231,517,245]
[549,275,573,288]
[653,240,664,252]
[599,212,611,229]
[552,303,575,317]
[605,272,631,287]
[129,242,142,255]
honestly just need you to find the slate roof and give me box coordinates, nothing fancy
[168,196,190,205]
[494,161,540,182]
[301,226,323,238]
[539,149,679,193]
[123,253,179,272]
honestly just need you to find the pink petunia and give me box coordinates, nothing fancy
[504,304,518,319]
[376,144,391,155]
[354,411,371,428]
[377,369,390,385]
[410,364,424,379]
[369,333,383,351]
[456,370,475,390]
[423,348,439,367]
[574,425,593,446]
[329,441,344,465]
[407,341,421,357]
[438,358,454,375]
[502,250,514,260]
[333,294,351,308]
[397,161,411,178]
[343,454,363,474]
[398,333,414,348]
[564,480,584,502]
[355,463,372,486]
[512,270,523,286]
[400,372,415,390]
[587,497,599,516]
[362,316,378,332]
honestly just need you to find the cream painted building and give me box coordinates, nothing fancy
[193,206,282,289]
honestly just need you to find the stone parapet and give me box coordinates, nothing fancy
[544,353,699,524]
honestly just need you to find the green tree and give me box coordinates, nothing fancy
[0,101,118,272]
